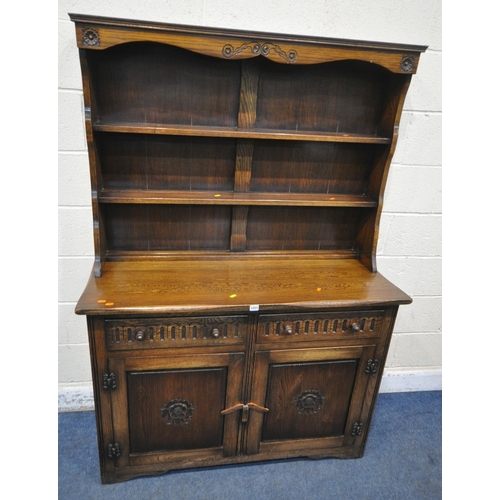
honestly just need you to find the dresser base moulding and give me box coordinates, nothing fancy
[108,447,366,484]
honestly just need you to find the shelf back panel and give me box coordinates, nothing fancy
[96,133,237,191]
[246,206,368,251]
[88,42,241,127]
[255,59,393,135]
[250,141,386,195]
[102,204,232,251]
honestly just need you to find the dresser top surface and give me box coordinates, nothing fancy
[75,257,411,316]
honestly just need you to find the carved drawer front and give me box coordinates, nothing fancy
[105,315,248,350]
[256,310,385,344]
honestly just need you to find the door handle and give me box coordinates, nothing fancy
[221,402,269,422]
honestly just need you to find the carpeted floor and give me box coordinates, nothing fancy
[58,390,441,499]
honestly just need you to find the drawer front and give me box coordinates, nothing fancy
[256,310,385,344]
[105,315,248,350]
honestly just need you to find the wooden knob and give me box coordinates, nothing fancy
[135,330,145,341]
[285,325,293,335]
[211,328,220,338]
[350,323,360,333]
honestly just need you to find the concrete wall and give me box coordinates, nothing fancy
[58,0,442,410]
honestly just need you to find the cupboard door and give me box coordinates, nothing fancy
[108,352,245,471]
[246,346,376,456]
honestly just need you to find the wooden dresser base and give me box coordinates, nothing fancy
[79,258,406,483]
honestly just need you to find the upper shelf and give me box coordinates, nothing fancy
[93,122,391,144]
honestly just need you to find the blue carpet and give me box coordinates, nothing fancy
[58,391,441,499]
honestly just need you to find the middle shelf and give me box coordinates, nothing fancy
[98,190,378,207]
[93,122,391,144]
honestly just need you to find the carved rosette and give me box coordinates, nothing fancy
[294,390,325,414]
[400,55,416,72]
[222,42,298,63]
[161,399,195,425]
[81,27,100,47]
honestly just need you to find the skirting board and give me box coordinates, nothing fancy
[379,367,442,393]
[58,368,442,412]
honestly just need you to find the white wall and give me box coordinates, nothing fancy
[58,0,442,410]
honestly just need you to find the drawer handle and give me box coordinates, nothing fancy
[211,328,220,338]
[135,330,145,341]
[284,325,293,335]
[350,323,361,333]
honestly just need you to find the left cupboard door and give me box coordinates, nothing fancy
[107,352,245,475]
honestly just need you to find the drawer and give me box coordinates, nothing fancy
[105,315,248,350]
[256,310,385,344]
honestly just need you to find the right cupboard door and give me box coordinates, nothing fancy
[246,345,377,456]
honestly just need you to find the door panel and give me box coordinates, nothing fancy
[246,345,376,455]
[128,367,227,453]
[261,359,358,441]
[108,352,245,467]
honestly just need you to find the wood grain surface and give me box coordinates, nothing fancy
[75,257,411,315]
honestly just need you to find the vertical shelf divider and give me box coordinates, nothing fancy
[231,59,260,251]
